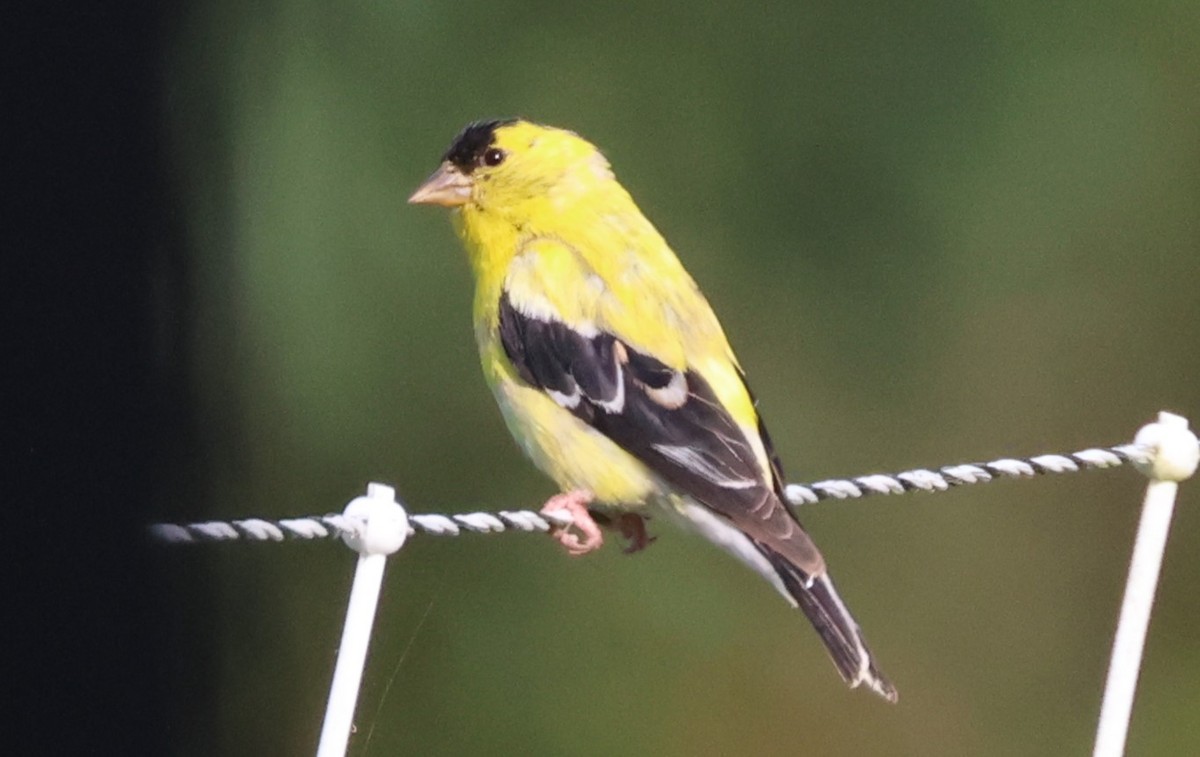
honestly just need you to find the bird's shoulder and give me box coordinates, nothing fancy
[500,232,766,461]
[503,232,727,370]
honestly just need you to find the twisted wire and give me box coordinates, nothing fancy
[150,509,575,545]
[785,443,1150,505]
[150,441,1153,544]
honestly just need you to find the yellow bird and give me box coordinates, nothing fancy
[410,119,896,702]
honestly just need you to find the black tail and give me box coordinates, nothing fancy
[759,543,897,702]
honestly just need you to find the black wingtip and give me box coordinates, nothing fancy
[759,544,897,703]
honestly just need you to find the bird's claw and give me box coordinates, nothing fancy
[617,513,656,555]
[541,490,603,556]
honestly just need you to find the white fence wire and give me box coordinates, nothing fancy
[151,412,1196,757]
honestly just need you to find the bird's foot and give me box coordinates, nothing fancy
[540,490,602,556]
[616,513,656,555]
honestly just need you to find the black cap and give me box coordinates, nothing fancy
[442,118,518,173]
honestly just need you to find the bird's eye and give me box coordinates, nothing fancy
[482,148,506,167]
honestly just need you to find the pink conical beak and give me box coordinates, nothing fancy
[408,162,471,207]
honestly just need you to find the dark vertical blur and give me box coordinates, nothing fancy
[7,2,190,753]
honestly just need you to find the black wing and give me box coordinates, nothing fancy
[498,292,813,561]
[499,292,896,700]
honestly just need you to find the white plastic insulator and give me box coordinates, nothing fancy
[340,483,409,556]
[1093,412,1195,757]
[1131,411,1200,483]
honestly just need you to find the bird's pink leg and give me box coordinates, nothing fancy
[540,490,602,556]
[616,513,657,555]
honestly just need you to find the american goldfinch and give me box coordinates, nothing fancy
[409,119,896,702]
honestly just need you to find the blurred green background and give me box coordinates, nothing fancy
[160,1,1200,754]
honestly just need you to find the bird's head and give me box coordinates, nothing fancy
[409,119,615,218]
